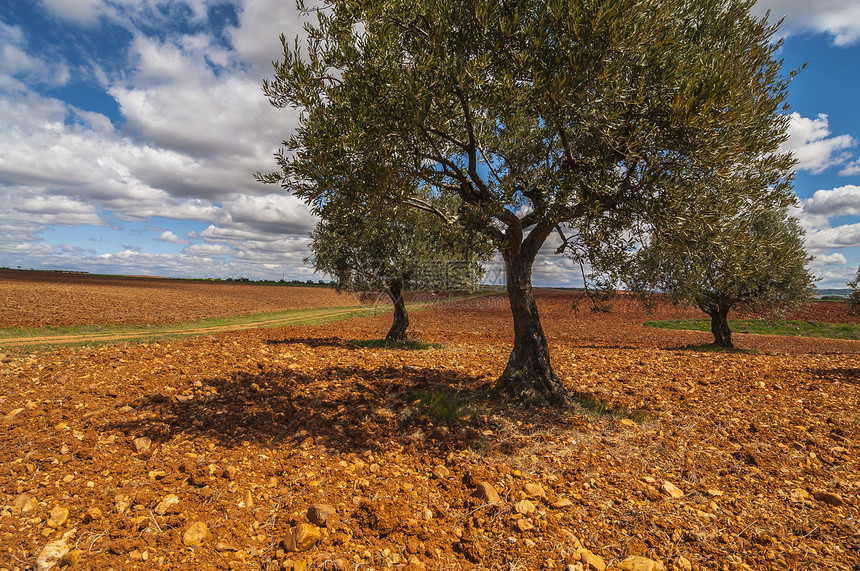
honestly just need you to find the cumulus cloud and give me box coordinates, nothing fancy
[803,185,860,217]
[780,113,855,174]
[815,252,848,266]
[754,0,860,46]
[157,230,189,244]
[840,160,860,176]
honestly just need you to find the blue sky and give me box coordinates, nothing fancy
[1,1,860,287]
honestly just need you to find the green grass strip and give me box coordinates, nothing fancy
[644,318,860,341]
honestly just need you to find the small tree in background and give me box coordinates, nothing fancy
[308,192,492,341]
[847,266,860,312]
[632,206,816,348]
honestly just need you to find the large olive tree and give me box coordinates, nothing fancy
[259,0,797,405]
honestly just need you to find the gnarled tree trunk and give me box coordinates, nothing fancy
[385,282,409,341]
[495,244,569,406]
[707,305,733,348]
[698,296,734,348]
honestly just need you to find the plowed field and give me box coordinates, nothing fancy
[1,271,858,571]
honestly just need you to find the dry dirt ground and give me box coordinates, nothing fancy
[1,273,858,571]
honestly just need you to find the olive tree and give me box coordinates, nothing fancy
[259,0,797,404]
[847,266,860,312]
[631,207,816,348]
[308,192,492,341]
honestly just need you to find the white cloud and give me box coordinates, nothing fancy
[839,160,860,176]
[157,230,190,244]
[780,113,855,174]
[804,223,860,249]
[803,185,860,217]
[754,0,860,46]
[815,252,848,265]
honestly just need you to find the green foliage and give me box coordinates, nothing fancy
[848,266,860,312]
[411,389,480,425]
[308,191,491,298]
[633,207,816,316]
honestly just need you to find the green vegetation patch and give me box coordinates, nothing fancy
[0,306,386,347]
[644,318,860,340]
[411,388,481,425]
[569,391,648,423]
[354,338,442,350]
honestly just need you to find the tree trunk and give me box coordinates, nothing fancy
[707,305,733,348]
[385,282,409,342]
[495,247,569,406]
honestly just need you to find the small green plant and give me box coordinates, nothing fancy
[569,391,648,422]
[354,338,441,350]
[411,388,479,425]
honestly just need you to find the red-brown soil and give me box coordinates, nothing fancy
[1,275,858,571]
[0,270,356,328]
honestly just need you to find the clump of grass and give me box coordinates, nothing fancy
[569,390,648,423]
[354,338,441,350]
[411,388,480,425]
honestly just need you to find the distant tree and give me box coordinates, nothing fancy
[847,266,860,312]
[308,192,492,341]
[631,206,816,348]
[259,0,797,404]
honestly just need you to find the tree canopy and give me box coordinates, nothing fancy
[259,0,797,405]
[631,206,816,348]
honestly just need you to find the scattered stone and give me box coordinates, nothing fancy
[154,494,180,516]
[223,466,239,480]
[132,436,151,454]
[813,491,844,507]
[515,518,534,532]
[35,528,76,571]
[12,493,36,514]
[307,504,337,527]
[114,494,131,514]
[552,498,573,508]
[182,522,209,547]
[676,555,692,571]
[661,481,684,499]
[283,523,321,552]
[47,506,69,528]
[83,507,102,523]
[240,489,255,509]
[620,418,636,428]
[706,489,723,497]
[215,542,238,552]
[578,548,606,571]
[2,407,25,426]
[618,555,661,571]
[61,549,83,567]
[514,499,536,515]
[432,465,450,479]
[475,481,501,504]
[791,488,811,502]
[523,483,546,498]
[567,565,585,571]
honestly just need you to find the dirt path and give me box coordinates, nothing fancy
[0,306,381,348]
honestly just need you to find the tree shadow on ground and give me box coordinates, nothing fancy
[803,366,859,386]
[265,336,361,349]
[105,364,490,457]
